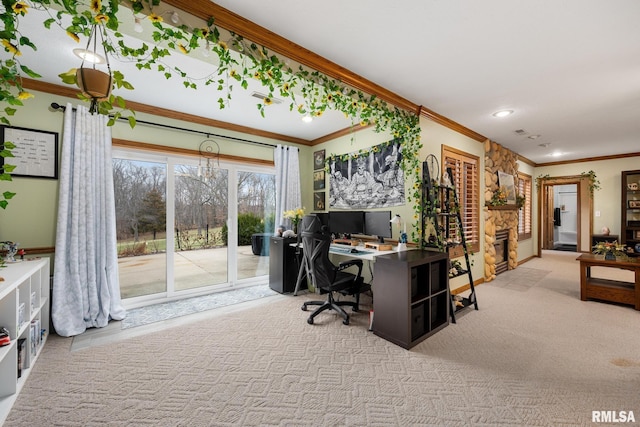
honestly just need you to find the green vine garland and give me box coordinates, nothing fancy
[0,0,422,215]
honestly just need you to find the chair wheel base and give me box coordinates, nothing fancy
[307,317,314,325]
[301,305,308,311]
[343,319,349,325]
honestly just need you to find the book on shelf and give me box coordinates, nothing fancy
[17,338,26,378]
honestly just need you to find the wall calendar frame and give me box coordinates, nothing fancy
[1,125,59,179]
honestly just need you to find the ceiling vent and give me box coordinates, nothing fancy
[251,91,283,104]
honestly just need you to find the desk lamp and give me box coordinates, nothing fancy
[390,214,408,251]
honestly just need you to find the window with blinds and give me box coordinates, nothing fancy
[442,147,480,253]
[517,172,532,240]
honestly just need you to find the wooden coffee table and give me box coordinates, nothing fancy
[577,253,640,310]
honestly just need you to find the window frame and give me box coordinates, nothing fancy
[441,146,480,253]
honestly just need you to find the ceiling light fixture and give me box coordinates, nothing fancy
[492,109,513,118]
[170,11,179,24]
[551,151,563,157]
[72,48,105,64]
[302,114,313,123]
[528,134,541,140]
[538,143,551,148]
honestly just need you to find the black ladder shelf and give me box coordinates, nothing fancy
[422,162,478,323]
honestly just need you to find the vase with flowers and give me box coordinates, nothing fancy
[283,207,305,234]
[592,240,628,261]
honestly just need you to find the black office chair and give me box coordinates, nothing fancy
[300,215,369,325]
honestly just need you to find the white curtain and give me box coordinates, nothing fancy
[274,144,301,230]
[51,103,126,337]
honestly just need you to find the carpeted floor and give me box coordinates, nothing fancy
[6,251,640,426]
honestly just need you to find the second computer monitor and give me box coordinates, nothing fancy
[364,210,392,243]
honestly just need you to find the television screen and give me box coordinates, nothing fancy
[364,210,392,243]
[328,211,364,237]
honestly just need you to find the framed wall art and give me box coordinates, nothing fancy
[314,192,326,211]
[313,149,325,170]
[497,171,516,204]
[1,125,59,179]
[313,169,325,190]
[628,200,640,209]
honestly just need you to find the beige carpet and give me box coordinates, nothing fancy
[6,251,640,426]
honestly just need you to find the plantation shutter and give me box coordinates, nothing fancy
[442,148,480,253]
[517,172,532,240]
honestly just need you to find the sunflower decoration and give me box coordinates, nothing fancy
[90,0,101,12]
[11,1,29,15]
[148,13,163,23]
[1,39,20,56]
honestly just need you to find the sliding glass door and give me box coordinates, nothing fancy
[113,149,274,306]
[113,157,168,299]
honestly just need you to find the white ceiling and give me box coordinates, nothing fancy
[15,1,640,164]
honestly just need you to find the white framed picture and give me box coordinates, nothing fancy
[497,171,516,204]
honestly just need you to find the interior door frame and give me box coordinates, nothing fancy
[537,175,593,256]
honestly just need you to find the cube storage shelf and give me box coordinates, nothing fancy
[372,250,449,349]
[0,258,50,425]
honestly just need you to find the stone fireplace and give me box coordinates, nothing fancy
[484,140,520,281]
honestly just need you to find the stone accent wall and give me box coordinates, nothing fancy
[484,140,519,282]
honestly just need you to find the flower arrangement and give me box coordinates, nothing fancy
[283,207,305,229]
[488,188,507,206]
[592,240,627,260]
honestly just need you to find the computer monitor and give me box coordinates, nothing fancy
[364,210,392,243]
[328,211,364,237]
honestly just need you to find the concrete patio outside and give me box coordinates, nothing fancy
[118,245,269,299]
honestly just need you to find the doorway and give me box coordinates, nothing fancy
[538,175,593,255]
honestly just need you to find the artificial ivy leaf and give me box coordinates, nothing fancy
[58,68,77,85]
[128,116,136,129]
[3,141,15,149]
[20,65,41,78]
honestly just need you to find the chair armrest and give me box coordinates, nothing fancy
[337,259,363,270]
[336,259,363,278]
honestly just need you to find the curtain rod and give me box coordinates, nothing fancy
[49,102,296,150]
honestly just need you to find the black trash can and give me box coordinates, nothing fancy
[251,233,271,256]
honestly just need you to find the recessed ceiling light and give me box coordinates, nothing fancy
[538,143,551,148]
[73,48,105,64]
[492,110,513,118]
[551,151,563,157]
[302,114,313,123]
[528,134,541,140]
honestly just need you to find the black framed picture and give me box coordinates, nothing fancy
[313,149,325,170]
[1,125,59,179]
[314,192,325,211]
[313,170,325,190]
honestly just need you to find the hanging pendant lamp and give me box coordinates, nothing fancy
[75,24,112,113]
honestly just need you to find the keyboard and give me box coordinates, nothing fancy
[329,245,370,255]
